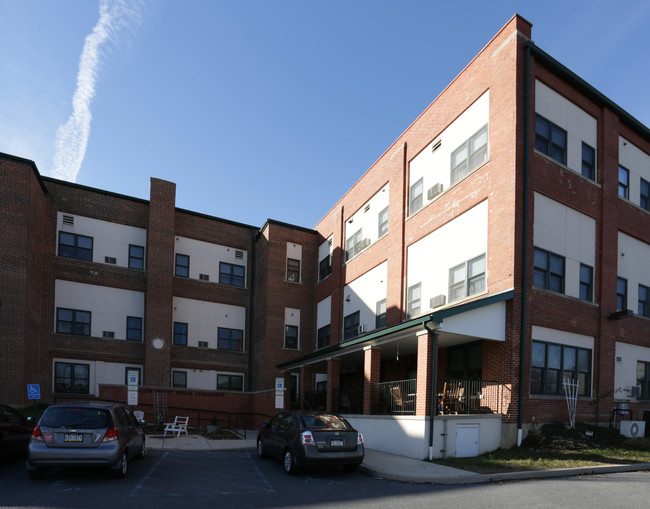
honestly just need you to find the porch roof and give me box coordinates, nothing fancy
[277,289,514,371]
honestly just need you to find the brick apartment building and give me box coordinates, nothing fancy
[2,14,650,458]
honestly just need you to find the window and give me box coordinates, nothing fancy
[535,114,567,165]
[617,277,627,311]
[58,232,93,261]
[219,262,245,287]
[378,206,389,237]
[376,299,387,329]
[451,124,488,185]
[641,178,650,211]
[533,248,565,293]
[343,311,360,340]
[639,284,650,318]
[172,370,187,388]
[55,362,90,394]
[173,322,188,346]
[287,258,300,282]
[345,229,363,261]
[530,340,591,397]
[638,361,650,400]
[618,166,630,199]
[284,325,298,349]
[409,178,423,215]
[407,283,421,318]
[317,324,330,349]
[581,142,595,181]
[217,374,243,391]
[449,254,486,302]
[56,308,91,336]
[319,255,332,281]
[175,254,189,277]
[129,245,144,270]
[218,327,243,351]
[579,264,593,302]
[126,316,142,341]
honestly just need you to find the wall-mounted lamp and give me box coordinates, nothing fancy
[345,295,351,302]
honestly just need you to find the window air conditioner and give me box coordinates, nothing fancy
[357,324,366,334]
[430,294,446,309]
[427,183,444,200]
[198,341,209,348]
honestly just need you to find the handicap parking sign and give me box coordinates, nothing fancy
[27,384,41,400]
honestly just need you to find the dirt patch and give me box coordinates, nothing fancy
[522,422,649,452]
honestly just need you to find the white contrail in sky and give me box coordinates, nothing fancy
[51,0,142,182]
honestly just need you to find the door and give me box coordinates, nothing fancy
[456,424,479,458]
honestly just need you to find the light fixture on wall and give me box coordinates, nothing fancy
[345,295,351,302]
[396,341,400,362]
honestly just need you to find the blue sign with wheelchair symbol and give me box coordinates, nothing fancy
[27,384,41,400]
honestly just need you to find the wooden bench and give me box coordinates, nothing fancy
[163,416,189,437]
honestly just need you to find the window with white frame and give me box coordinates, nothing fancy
[638,361,650,400]
[378,206,389,237]
[409,178,423,215]
[218,327,243,351]
[376,299,387,329]
[581,142,596,181]
[126,316,142,341]
[641,178,650,212]
[407,283,421,318]
[175,254,189,277]
[638,284,649,318]
[129,244,144,270]
[579,264,593,302]
[451,124,488,185]
[345,229,363,261]
[287,258,300,282]
[285,325,298,349]
[617,277,628,311]
[618,166,630,200]
[448,254,486,302]
[317,324,330,349]
[343,311,360,340]
[58,232,93,261]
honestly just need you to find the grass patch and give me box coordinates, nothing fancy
[431,423,650,474]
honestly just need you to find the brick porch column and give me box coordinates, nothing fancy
[326,358,340,413]
[300,366,313,411]
[363,346,381,415]
[416,330,435,416]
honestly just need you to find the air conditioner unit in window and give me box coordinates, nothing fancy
[357,324,366,334]
[630,385,641,397]
[198,341,208,348]
[620,420,645,437]
[430,294,446,309]
[102,331,115,338]
[427,183,444,200]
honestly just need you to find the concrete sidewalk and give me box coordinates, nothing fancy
[145,433,650,485]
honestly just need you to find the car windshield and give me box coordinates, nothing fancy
[40,407,111,429]
[299,414,351,429]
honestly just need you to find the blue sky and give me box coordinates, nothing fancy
[2,0,650,228]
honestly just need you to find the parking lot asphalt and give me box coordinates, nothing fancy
[145,433,650,485]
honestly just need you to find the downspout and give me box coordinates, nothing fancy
[247,227,257,392]
[518,43,531,446]
[424,320,438,460]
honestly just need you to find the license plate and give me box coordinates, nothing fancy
[330,439,344,447]
[64,433,83,442]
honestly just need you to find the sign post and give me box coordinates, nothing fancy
[27,384,40,421]
[275,377,285,409]
[126,369,139,407]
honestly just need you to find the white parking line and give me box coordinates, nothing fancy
[129,450,169,498]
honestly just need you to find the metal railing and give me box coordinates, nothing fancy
[374,379,417,415]
[437,378,502,415]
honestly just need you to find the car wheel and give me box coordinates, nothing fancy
[257,439,268,459]
[111,452,128,479]
[343,464,359,472]
[135,438,147,459]
[283,448,297,475]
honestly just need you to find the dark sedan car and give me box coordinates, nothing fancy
[26,401,146,479]
[257,411,364,474]
[0,405,35,460]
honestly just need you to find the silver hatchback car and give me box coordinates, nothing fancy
[26,401,146,479]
